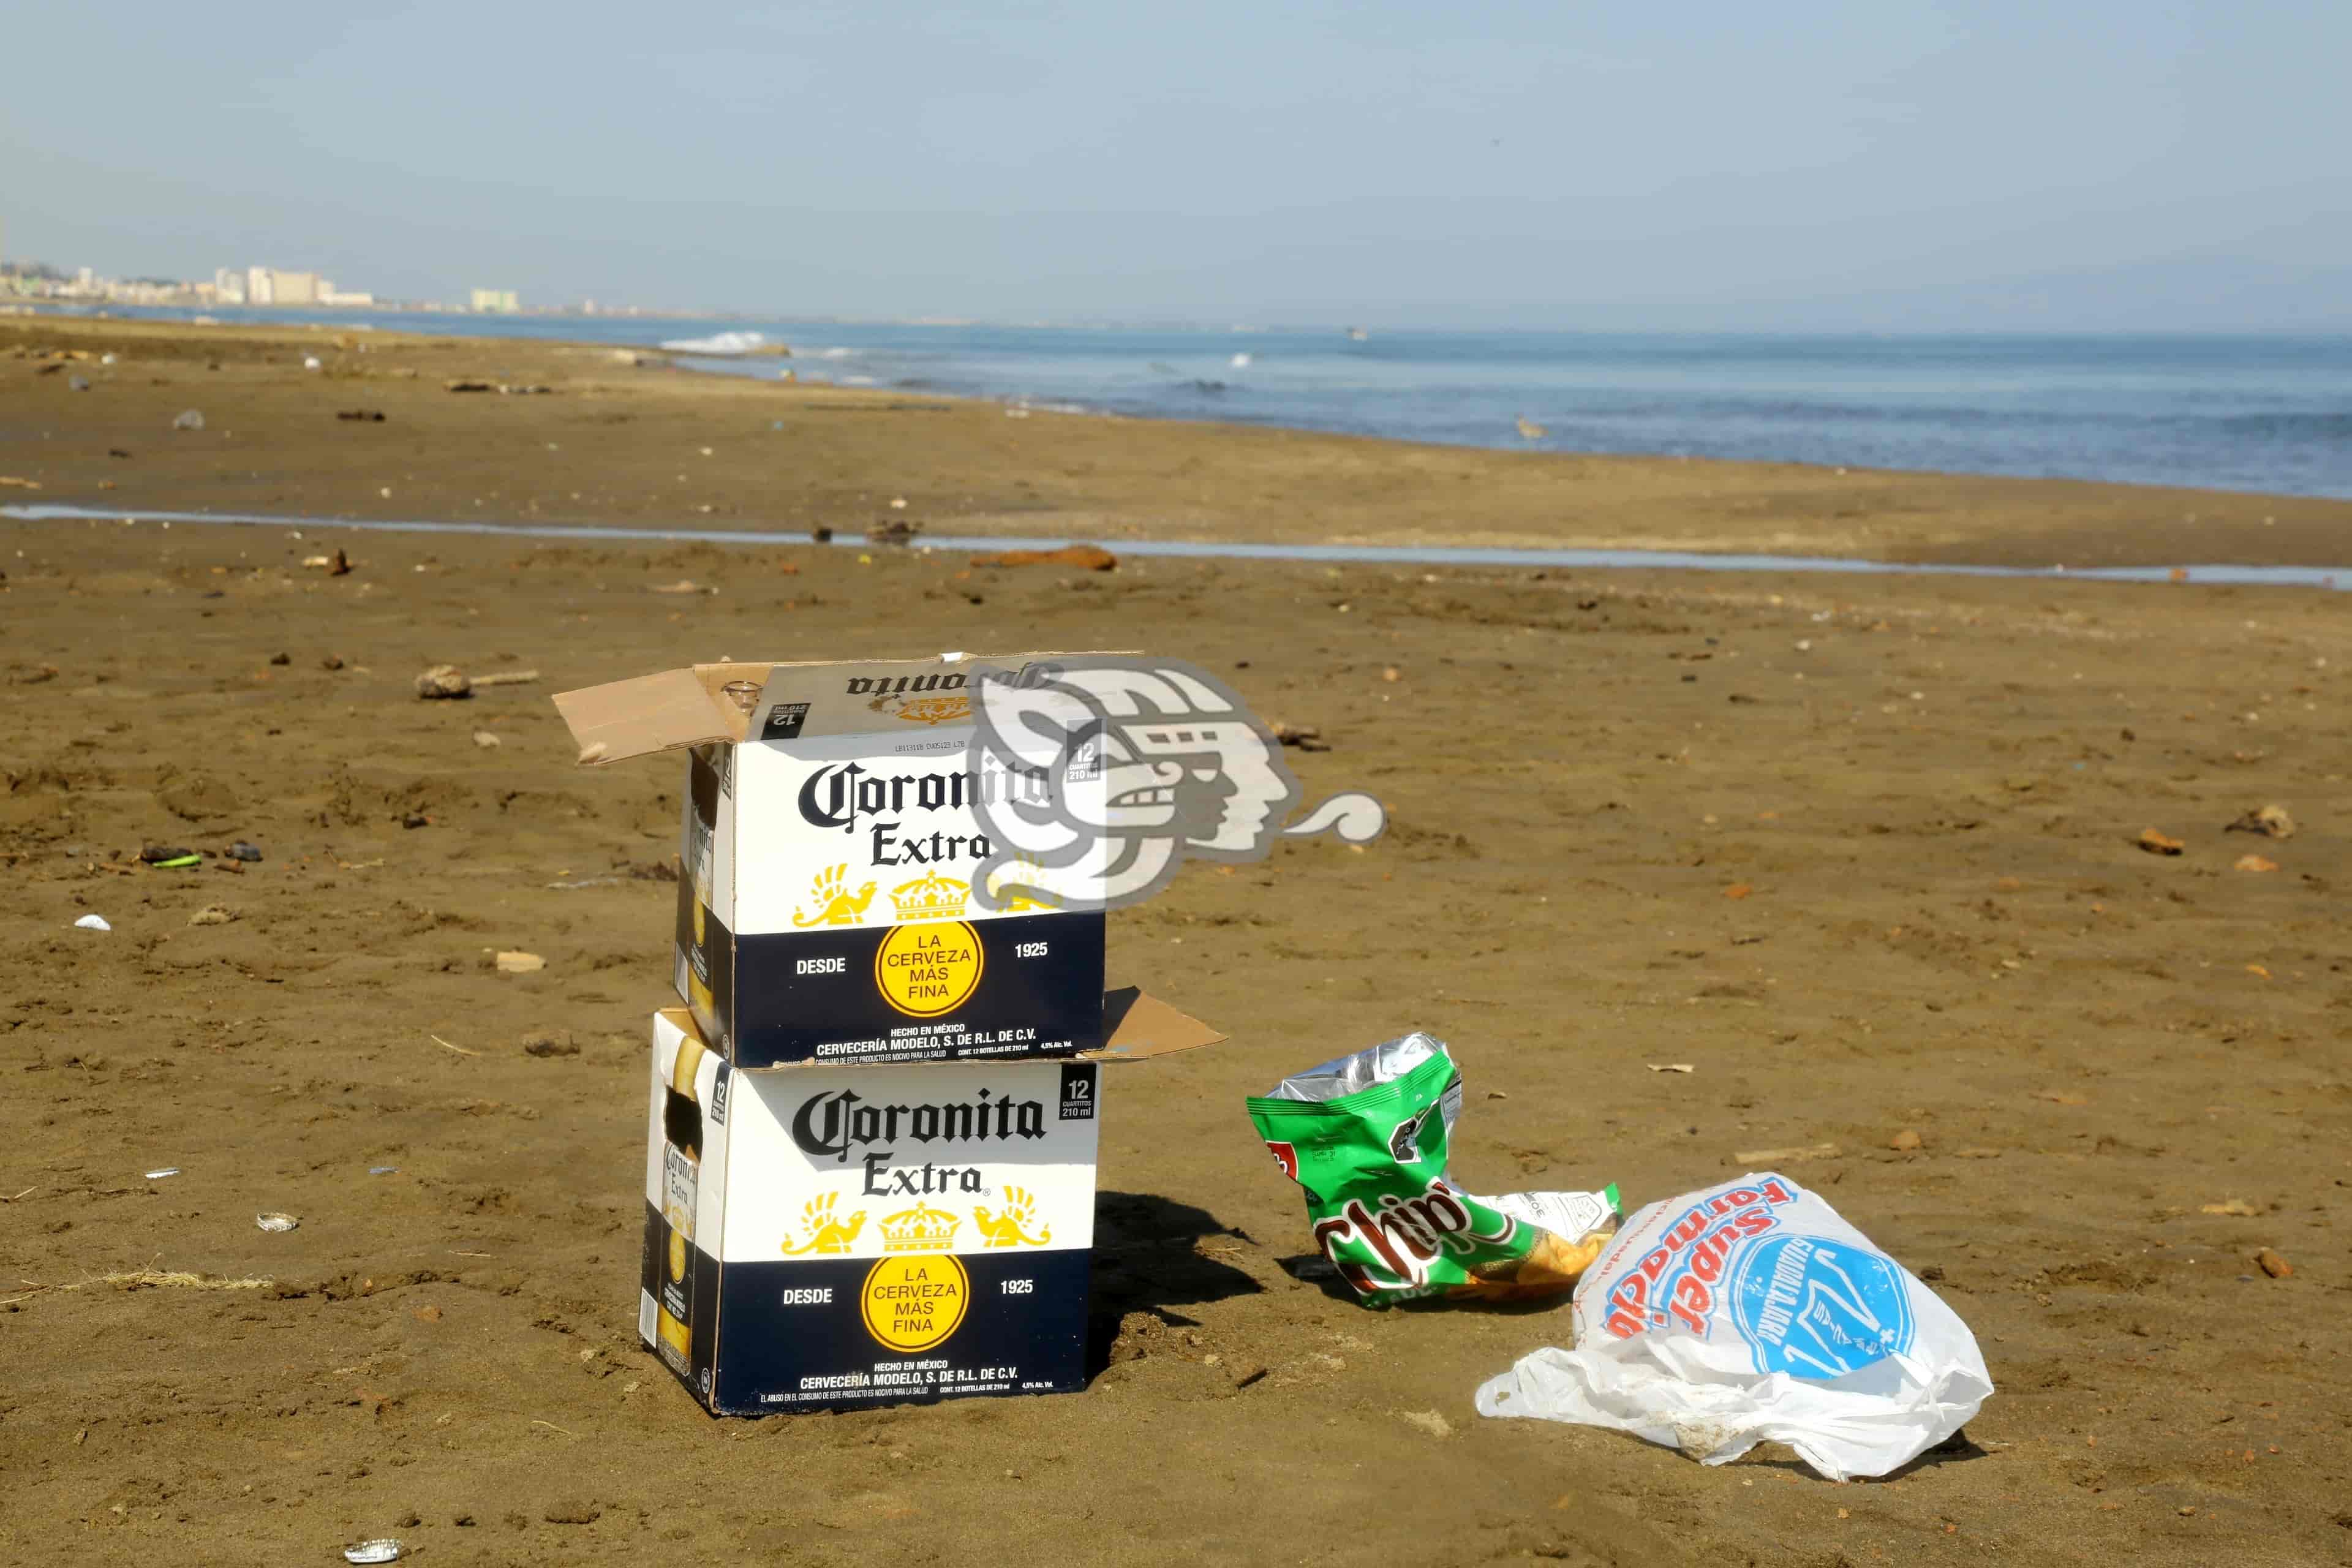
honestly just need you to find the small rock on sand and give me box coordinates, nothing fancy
[416,665,472,699]
[2226,804,2296,840]
[2136,827,2185,855]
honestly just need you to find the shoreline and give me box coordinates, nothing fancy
[23,308,2352,508]
[10,502,2348,591]
[6,313,2352,569]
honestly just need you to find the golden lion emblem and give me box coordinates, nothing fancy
[971,1185,1052,1248]
[792,864,877,928]
[778,1192,867,1255]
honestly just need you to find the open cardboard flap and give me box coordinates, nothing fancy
[1090,987,1225,1063]
[554,650,1115,766]
[660,987,1223,1074]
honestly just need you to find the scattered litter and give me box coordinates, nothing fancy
[143,1167,179,1180]
[1515,415,1547,440]
[2226,804,2296,840]
[415,664,541,699]
[303,355,322,371]
[344,1541,404,1566]
[254,1212,299,1232]
[444,379,495,393]
[2233,853,2279,873]
[369,1166,399,1175]
[140,844,196,864]
[227,841,264,862]
[2034,1090,2087,1106]
[67,375,90,391]
[522,1030,579,1058]
[187,904,236,927]
[1248,1033,1619,1305]
[2256,1248,2293,1278]
[172,409,205,431]
[429,1033,480,1057]
[1889,1128,1924,1152]
[73,914,111,932]
[1730,1142,1839,1164]
[336,409,386,422]
[1645,1063,1695,1074]
[492,951,546,974]
[2136,827,2185,856]
[1398,1408,1455,1439]
[1476,1171,1993,1481]
[1722,883,1753,900]
[2201,1199,2260,1216]
[869,519,922,546]
[472,730,501,748]
[0,476,41,489]
[970,544,1118,571]
[647,580,705,595]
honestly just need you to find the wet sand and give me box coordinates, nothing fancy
[2,316,2349,1567]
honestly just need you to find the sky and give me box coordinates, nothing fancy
[4,0,2348,328]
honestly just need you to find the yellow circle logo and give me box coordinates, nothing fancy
[873,919,984,1017]
[859,1253,969,1352]
[667,1227,688,1283]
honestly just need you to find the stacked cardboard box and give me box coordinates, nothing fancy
[558,654,1222,1414]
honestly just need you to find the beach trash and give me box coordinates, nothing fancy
[255,1212,300,1232]
[172,409,205,431]
[74,914,111,932]
[343,1540,403,1565]
[1246,1033,1619,1305]
[1476,1172,1993,1480]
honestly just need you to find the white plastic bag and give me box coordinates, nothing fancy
[1474,1172,1991,1481]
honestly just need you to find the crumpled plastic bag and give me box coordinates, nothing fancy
[1474,1172,1992,1480]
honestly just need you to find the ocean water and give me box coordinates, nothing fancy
[99,307,2352,500]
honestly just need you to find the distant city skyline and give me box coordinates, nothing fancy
[3,2,2347,330]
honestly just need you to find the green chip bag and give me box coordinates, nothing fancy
[1246,1033,1618,1306]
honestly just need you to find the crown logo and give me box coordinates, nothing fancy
[878,1202,960,1253]
[889,872,970,922]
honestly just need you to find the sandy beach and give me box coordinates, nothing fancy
[3,315,2349,1567]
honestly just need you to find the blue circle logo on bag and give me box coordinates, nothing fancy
[1729,1235,1914,1379]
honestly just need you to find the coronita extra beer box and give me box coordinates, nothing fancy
[643,995,1223,1413]
[556,653,1112,1070]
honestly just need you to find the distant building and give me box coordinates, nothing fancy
[271,270,320,305]
[246,266,274,305]
[470,288,519,314]
[214,267,246,304]
[318,288,375,307]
